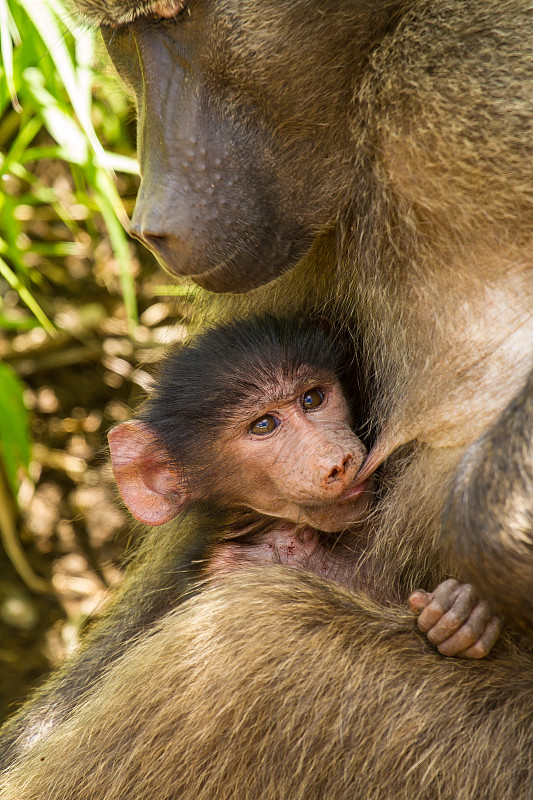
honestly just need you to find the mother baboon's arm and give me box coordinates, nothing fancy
[442,367,533,635]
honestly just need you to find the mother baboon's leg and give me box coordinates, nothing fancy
[0,507,223,768]
[1,568,532,800]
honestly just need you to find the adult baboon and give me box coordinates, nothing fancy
[2,0,533,794]
[84,0,533,625]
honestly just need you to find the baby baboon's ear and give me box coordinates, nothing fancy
[108,421,189,525]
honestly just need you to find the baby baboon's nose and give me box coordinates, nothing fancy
[325,454,353,484]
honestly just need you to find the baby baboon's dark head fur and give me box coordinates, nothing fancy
[140,315,345,470]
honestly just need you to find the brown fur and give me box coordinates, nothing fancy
[2,568,532,800]
[181,0,533,603]
[442,368,533,632]
[3,0,533,793]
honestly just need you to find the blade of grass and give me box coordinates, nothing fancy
[0,312,39,331]
[0,254,55,334]
[0,0,22,112]
[23,68,88,164]
[0,362,31,495]
[19,0,138,173]
[18,0,103,157]
[0,114,41,178]
[94,170,138,333]
[151,284,201,296]
[0,466,50,594]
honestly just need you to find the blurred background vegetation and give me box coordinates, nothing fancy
[0,0,194,722]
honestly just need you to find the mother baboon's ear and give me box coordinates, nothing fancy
[108,421,190,525]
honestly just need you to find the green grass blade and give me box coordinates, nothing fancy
[23,68,88,163]
[0,115,41,178]
[18,0,101,155]
[0,255,55,334]
[151,284,201,296]
[0,0,22,112]
[0,362,31,495]
[94,170,138,332]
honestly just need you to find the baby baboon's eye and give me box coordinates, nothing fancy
[249,414,280,436]
[301,388,324,411]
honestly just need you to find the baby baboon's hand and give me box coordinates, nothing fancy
[408,579,501,659]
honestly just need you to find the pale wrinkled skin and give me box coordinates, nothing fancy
[220,381,370,531]
[109,379,371,532]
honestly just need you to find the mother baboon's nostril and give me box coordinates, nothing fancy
[143,233,168,251]
[129,222,143,241]
[128,229,197,278]
[129,226,166,249]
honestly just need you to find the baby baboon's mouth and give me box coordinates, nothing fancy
[340,478,371,502]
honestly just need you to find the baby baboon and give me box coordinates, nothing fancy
[109,315,370,533]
